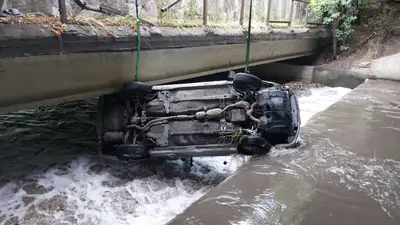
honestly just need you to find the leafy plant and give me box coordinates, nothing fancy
[218,131,245,146]
[309,0,370,57]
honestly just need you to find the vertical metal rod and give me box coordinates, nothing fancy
[265,0,272,26]
[161,0,182,12]
[305,3,309,25]
[0,0,8,11]
[203,0,208,26]
[135,0,141,81]
[244,0,253,73]
[58,0,68,23]
[239,0,245,26]
[288,0,294,26]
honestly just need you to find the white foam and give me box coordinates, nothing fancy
[298,87,352,125]
[0,86,351,225]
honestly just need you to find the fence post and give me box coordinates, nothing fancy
[239,0,245,26]
[305,4,309,25]
[0,0,8,11]
[203,0,208,26]
[266,0,272,26]
[288,0,294,26]
[58,0,68,23]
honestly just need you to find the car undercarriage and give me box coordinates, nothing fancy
[97,73,301,161]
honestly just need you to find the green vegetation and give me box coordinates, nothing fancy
[184,0,200,21]
[309,0,371,57]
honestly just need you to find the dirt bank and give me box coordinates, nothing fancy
[314,2,400,72]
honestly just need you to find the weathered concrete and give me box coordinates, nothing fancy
[167,79,400,225]
[0,23,328,57]
[246,63,366,89]
[249,62,315,83]
[312,66,367,88]
[370,53,400,81]
[0,24,329,113]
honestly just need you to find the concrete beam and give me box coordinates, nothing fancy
[250,62,315,83]
[0,26,329,113]
[167,79,400,225]
[0,23,329,58]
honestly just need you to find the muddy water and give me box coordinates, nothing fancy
[0,86,351,225]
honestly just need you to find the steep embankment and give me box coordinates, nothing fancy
[316,1,400,75]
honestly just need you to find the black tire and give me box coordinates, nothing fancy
[97,94,127,143]
[114,144,150,161]
[233,73,262,93]
[237,135,272,155]
[118,82,152,100]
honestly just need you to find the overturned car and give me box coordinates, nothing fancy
[97,73,301,161]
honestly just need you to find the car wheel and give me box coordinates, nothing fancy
[118,82,152,100]
[114,144,150,161]
[237,135,272,155]
[233,72,262,93]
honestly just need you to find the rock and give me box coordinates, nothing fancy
[110,190,139,215]
[36,195,68,212]
[22,183,52,195]
[0,215,6,223]
[88,164,104,174]
[4,216,19,225]
[22,196,35,206]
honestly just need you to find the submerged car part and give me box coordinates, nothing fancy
[97,74,301,161]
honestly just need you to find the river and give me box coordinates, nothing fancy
[0,86,351,225]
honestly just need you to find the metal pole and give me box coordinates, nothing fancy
[203,0,208,26]
[266,0,272,26]
[0,0,8,11]
[161,0,182,12]
[239,0,245,26]
[305,4,309,25]
[58,0,68,23]
[288,0,294,26]
[244,0,253,73]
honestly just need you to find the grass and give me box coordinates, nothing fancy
[0,13,138,38]
[0,13,314,38]
[1,13,138,26]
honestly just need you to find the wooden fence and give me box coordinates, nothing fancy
[57,0,324,27]
[159,0,324,27]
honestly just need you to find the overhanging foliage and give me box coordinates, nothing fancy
[309,0,371,56]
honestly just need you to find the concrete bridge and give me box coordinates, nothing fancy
[0,0,329,113]
[0,24,329,114]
